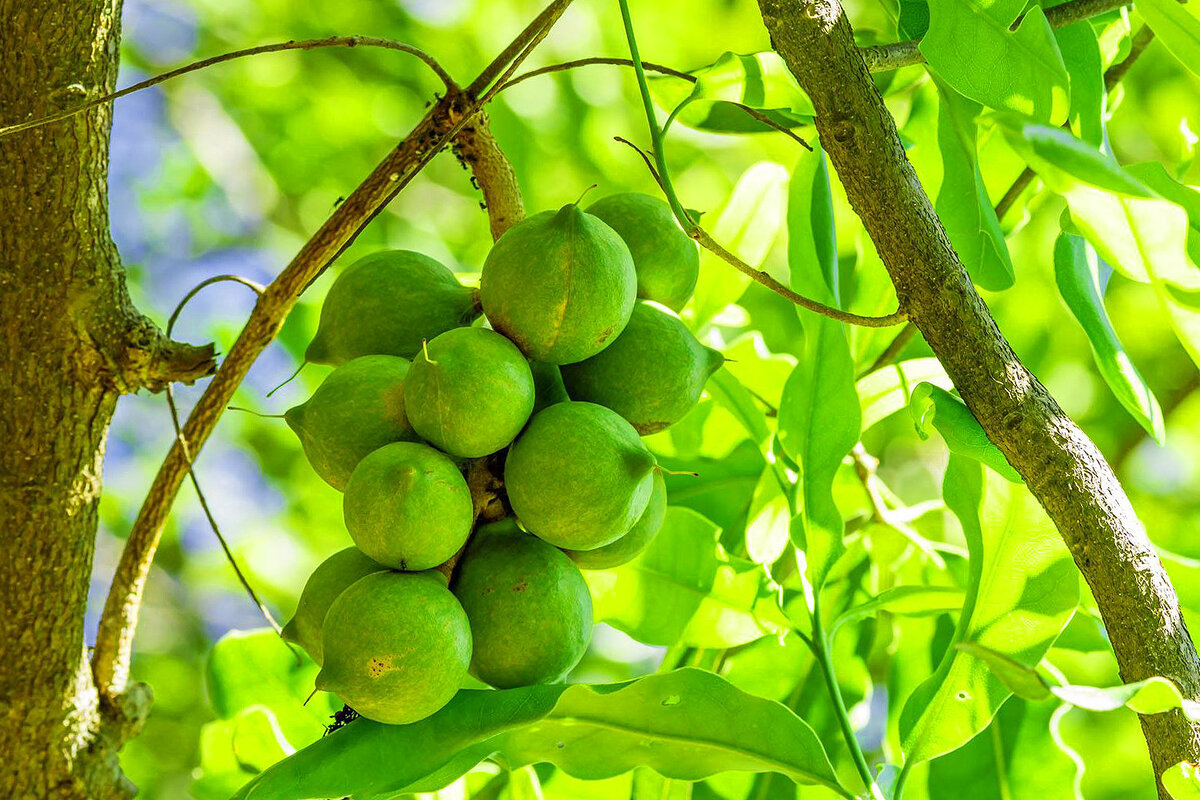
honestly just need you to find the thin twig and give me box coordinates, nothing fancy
[164,276,292,645]
[861,0,1143,73]
[859,321,918,377]
[92,0,575,700]
[615,137,906,328]
[0,36,454,140]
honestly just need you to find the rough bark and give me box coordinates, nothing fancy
[757,0,1200,794]
[0,0,212,796]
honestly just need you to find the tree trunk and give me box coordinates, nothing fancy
[0,0,212,795]
[756,0,1200,795]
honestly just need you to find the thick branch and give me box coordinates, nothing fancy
[451,109,524,241]
[758,1,1200,796]
[92,0,573,700]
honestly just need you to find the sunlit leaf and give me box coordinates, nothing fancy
[857,357,953,431]
[1139,0,1200,80]
[231,669,845,800]
[1164,761,1200,799]
[909,382,1021,482]
[660,51,815,135]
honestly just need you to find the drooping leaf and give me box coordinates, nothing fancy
[930,78,1014,291]
[661,51,815,135]
[919,0,1069,122]
[899,457,1078,765]
[685,162,790,330]
[1000,118,1154,198]
[1053,233,1165,441]
[778,142,860,595]
[927,697,1082,800]
[231,669,847,800]
[857,357,953,431]
[1164,761,1200,799]
[1055,22,1106,148]
[1139,0,1200,80]
[586,507,782,648]
[831,586,965,638]
[909,382,1022,482]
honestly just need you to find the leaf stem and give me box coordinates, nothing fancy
[808,600,886,800]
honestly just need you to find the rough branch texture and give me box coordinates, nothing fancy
[0,0,211,795]
[757,0,1200,793]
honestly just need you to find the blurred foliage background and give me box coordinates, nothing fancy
[97,0,1199,796]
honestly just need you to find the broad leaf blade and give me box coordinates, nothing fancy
[1140,0,1200,80]
[232,670,845,800]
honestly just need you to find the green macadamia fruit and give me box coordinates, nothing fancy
[505,402,656,550]
[343,442,473,571]
[317,571,471,724]
[452,525,592,688]
[565,470,667,570]
[404,327,535,458]
[586,192,700,311]
[480,203,636,364]
[560,301,724,435]
[281,547,387,665]
[285,355,418,491]
[306,250,479,366]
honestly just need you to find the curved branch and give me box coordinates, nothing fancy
[91,0,575,700]
[0,36,454,140]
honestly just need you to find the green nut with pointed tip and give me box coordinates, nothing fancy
[317,571,471,725]
[343,442,473,571]
[284,355,418,491]
[305,250,479,366]
[480,203,636,364]
[505,402,656,550]
[561,301,724,435]
[565,470,667,570]
[452,525,592,688]
[404,327,535,458]
[280,547,387,665]
[586,192,699,311]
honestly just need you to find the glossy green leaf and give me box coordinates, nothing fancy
[779,142,860,595]
[899,457,1078,765]
[1001,119,1154,198]
[585,507,782,648]
[910,382,1022,482]
[930,78,1014,291]
[928,697,1082,800]
[1053,233,1165,441]
[832,586,965,638]
[664,51,815,135]
[206,629,338,748]
[1055,22,1106,147]
[1164,762,1200,799]
[231,669,847,800]
[1140,0,1200,80]
[919,0,1069,122]
[685,161,790,330]
[857,357,953,431]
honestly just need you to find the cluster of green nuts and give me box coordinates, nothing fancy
[279,192,722,726]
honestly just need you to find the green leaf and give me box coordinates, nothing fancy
[928,697,1082,800]
[958,641,1200,720]
[779,142,860,595]
[899,458,1078,765]
[1139,0,1200,80]
[206,629,337,748]
[1053,233,1165,442]
[1164,762,1200,799]
[1055,22,1106,148]
[664,51,815,135]
[632,769,693,800]
[909,382,1022,482]
[919,0,1069,122]
[1000,119,1154,198]
[231,669,847,800]
[585,507,782,648]
[930,78,1014,291]
[684,161,790,331]
[857,357,953,431]
[831,586,965,638]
